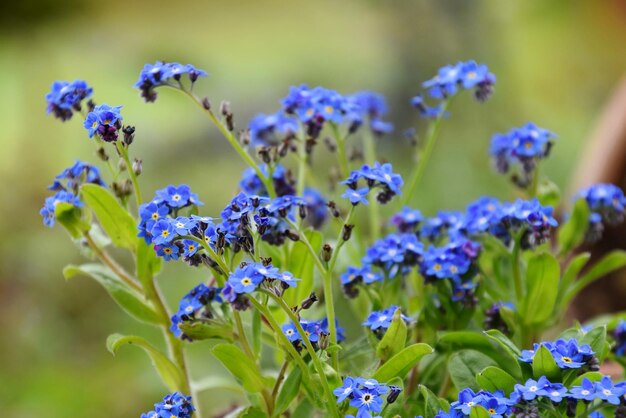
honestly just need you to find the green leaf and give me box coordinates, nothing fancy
[564,250,626,304]
[532,344,560,381]
[570,371,603,386]
[448,350,497,392]
[484,330,521,357]
[476,366,517,395]
[557,252,590,307]
[212,344,270,393]
[54,202,89,238]
[557,199,589,255]
[136,240,162,289]
[238,406,266,418]
[521,253,560,326]
[64,264,160,325]
[439,331,521,379]
[177,321,235,342]
[106,333,185,391]
[274,367,301,417]
[376,308,408,361]
[81,183,138,251]
[419,384,448,418]
[284,230,322,307]
[469,405,491,418]
[372,343,434,382]
[580,326,607,361]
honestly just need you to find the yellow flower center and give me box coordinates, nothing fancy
[467,71,477,79]
[151,213,159,220]
[241,278,252,286]
[164,248,172,254]
[433,263,442,271]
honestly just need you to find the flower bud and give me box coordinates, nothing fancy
[202,97,211,110]
[387,386,402,404]
[301,292,318,310]
[342,224,355,242]
[123,125,135,145]
[133,158,142,176]
[96,147,109,162]
[322,244,333,262]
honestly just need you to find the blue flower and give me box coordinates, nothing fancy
[612,320,626,356]
[342,187,369,205]
[422,60,495,102]
[519,338,594,371]
[151,219,175,245]
[135,61,207,102]
[349,389,384,415]
[348,91,394,134]
[225,262,298,297]
[410,94,447,119]
[390,207,423,233]
[282,322,300,342]
[341,162,403,204]
[171,217,197,235]
[513,377,550,401]
[576,184,626,242]
[155,243,180,261]
[595,376,625,405]
[170,284,222,338]
[334,376,359,403]
[363,305,410,334]
[303,187,328,229]
[248,112,298,147]
[155,184,203,208]
[569,377,597,401]
[142,392,195,418]
[83,104,123,142]
[46,79,93,121]
[181,240,199,257]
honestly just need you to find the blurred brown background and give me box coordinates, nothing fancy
[1,0,626,416]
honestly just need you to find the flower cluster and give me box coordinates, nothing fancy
[45,79,93,121]
[334,377,397,418]
[341,162,403,205]
[140,392,195,418]
[362,305,410,338]
[436,376,626,417]
[170,284,223,339]
[248,112,298,147]
[520,338,595,370]
[282,317,345,349]
[239,164,295,197]
[390,206,423,233]
[348,91,394,134]
[138,185,207,262]
[84,104,123,142]
[423,60,496,101]
[420,238,481,302]
[40,161,105,227]
[223,262,298,310]
[576,183,626,243]
[490,122,556,188]
[135,61,207,102]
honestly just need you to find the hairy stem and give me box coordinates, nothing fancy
[116,141,143,209]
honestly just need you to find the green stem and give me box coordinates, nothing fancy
[331,123,350,179]
[116,141,143,210]
[261,290,340,418]
[284,219,327,275]
[271,360,289,401]
[529,164,540,198]
[84,232,142,293]
[296,137,307,197]
[362,126,380,240]
[324,206,356,370]
[401,100,449,206]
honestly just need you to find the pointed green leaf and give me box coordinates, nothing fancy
[54,202,89,238]
[557,199,590,255]
[532,344,560,381]
[565,250,626,304]
[372,343,434,382]
[580,326,607,361]
[522,253,560,326]
[81,183,138,251]
[177,321,235,342]
[448,350,497,392]
[419,384,448,418]
[376,308,408,361]
[484,330,521,357]
[64,264,160,325]
[274,366,301,417]
[136,240,162,289]
[557,252,590,307]
[212,344,271,393]
[570,371,603,386]
[284,230,322,306]
[476,366,517,395]
[106,333,185,391]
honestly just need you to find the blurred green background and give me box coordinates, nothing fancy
[2,0,626,416]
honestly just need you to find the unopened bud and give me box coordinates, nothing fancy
[318,332,329,350]
[322,244,333,262]
[118,158,127,171]
[301,292,318,310]
[327,201,341,218]
[123,126,135,145]
[286,230,300,242]
[96,147,109,162]
[132,158,142,176]
[202,97,211,110]
[387,386,402,404]
[342,224,355,241]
